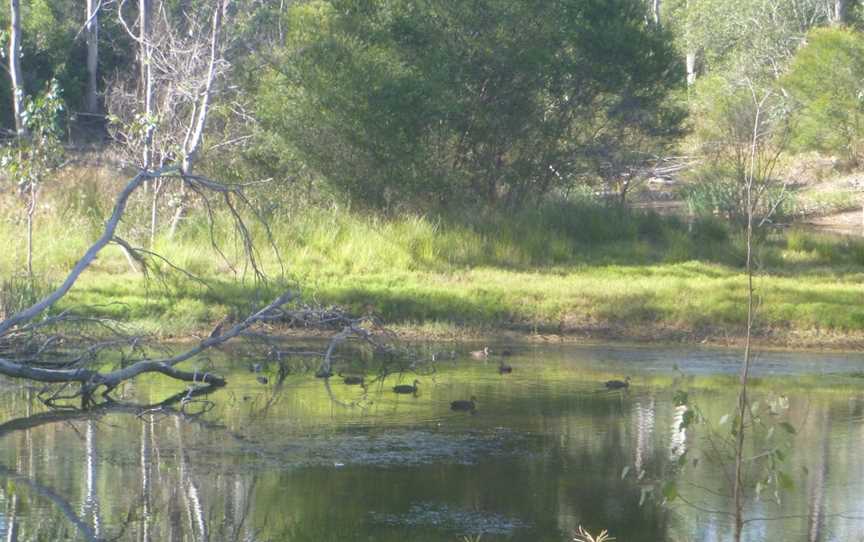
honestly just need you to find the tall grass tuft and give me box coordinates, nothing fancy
[0,275,54,320]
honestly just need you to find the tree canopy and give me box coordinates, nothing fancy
[253,0,684,210]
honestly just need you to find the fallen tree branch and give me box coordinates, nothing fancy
[0,291,294,401]
[0,163,303,403]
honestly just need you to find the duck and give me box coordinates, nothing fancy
[256,375,269,385]
[470,347,490,359]
[340,372,365,386]
[393,379,420,394]
[498,362,513,374]
[450,396,477,412]
[605,376,631,390]
[315,368,334,379]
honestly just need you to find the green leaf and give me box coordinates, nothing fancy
[778,422,796,435]
[680,409,696,430]
[673,390,689,406]
[662,481,678,502]
[778,471,795,491]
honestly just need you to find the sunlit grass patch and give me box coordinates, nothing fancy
[2,178,863,344]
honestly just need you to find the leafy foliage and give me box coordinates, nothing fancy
[665,0,831,80]
[0,79,65,190]
[685,74,792,225]
[254,0,683,210]
[784,27,864,161]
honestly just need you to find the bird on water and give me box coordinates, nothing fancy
[393,379,420,395]
[605,376,631,390]
[450,396,477,412]
[341,374,365,386]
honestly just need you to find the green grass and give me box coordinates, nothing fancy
[796,187,861,215]
[2,173,864,346]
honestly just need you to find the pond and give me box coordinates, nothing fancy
[0,342,863,541]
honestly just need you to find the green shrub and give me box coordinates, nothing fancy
[784,27,864,162]
[254,0,683,210]
[683,164,743,222]
[691,217,729,243]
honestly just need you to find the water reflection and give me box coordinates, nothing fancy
[633,398,655,478]
[669,404,687,462]
[0,344,863,540]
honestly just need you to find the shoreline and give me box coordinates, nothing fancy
[214,321,864,354]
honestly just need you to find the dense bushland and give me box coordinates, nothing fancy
[2,1,864,346]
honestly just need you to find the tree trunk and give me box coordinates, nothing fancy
[140,0,154,169]
[686,51,697,86]
[652,0,661,25]
[150,178,163,247]
[8,0,27,137]
[181,1,224,175]
[171,1,225,238]
[833,0,847,24]
[25,182,35,278]
[84,0,99,114]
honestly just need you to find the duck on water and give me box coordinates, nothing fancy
[605,376,631,390]
[339,371,365,386]
[393,380,420,395]
[450,396,477,412]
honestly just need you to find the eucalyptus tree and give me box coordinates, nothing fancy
[0,0,133,133]
[665,0,833,86]
[84,0,100,114]
[7,0,25,135]
[109,0,228,243]
[833,0,848,23]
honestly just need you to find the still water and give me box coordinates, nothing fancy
[0,342,863,541]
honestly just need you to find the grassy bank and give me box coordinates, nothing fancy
[2,171,864,348]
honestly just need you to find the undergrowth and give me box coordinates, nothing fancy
[1,166,862,342]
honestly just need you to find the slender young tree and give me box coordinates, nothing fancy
[731,89,768,542]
